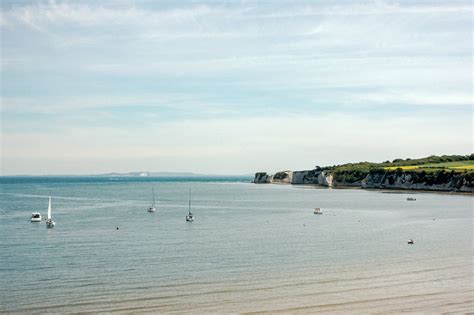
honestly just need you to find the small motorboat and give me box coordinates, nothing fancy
[30,212,41,222]
[314,207,323,215]
[407,197,416,201]
[407,239,414,244]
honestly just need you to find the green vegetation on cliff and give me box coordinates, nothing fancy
[318,154,474,184]
[385,160,474,171]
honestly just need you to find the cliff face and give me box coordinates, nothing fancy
[254,169,473,192]
[253,171,294,183]
[318,172,334,186]
[254,170,335,185]
[272,171,292,184]
[290,170,316,184]
[254,172,271,183]
[361,170,473,192]
[289,170,334,186]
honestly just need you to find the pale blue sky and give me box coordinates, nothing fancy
[1,0,472,175]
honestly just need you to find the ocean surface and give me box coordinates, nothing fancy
[0,176,472,314]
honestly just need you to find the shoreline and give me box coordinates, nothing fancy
[256,182,474,196]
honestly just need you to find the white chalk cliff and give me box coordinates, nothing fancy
[254,169,472,192]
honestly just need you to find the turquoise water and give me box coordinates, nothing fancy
[0,177,472,313]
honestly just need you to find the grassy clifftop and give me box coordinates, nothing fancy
[254,154,473,191]
[318,154,474,185]
[384,160,474,171]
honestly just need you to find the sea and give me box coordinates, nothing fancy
[0,176,472,314]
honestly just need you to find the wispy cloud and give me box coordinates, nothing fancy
[1,0,472,174]
[4,2,218,27]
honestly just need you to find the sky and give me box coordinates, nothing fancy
[0,0,472,175]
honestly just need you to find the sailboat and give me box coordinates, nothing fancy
[46,196,55,228]
[148,188,156,212]
[186,189,194,222]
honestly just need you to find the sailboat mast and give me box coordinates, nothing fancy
[188,189,192,214]
[47,196,52,220]
[152,188,155,207]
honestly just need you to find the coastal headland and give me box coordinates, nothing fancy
[255,154,474,193]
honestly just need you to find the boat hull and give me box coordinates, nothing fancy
[314,208,322,215]
[30,213,41,222]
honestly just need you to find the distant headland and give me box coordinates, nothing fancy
[94,172,206,177]
[254,154,474,193]
[1,172,252,178]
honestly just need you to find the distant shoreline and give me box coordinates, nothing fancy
[288,183,474,196]
[366,187,473,195]
[0,174,253,178]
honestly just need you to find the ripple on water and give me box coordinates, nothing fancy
[0,179,472,313]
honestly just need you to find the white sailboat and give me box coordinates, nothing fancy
[148,188,156,212]
[46,196,55,228]
[186,189,194,222]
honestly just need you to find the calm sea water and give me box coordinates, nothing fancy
[0,177,472,313]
